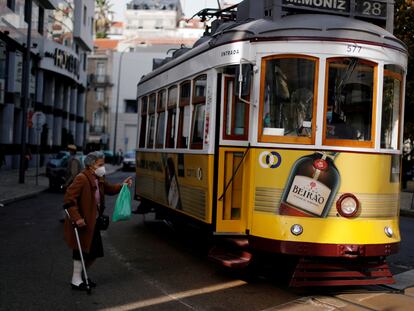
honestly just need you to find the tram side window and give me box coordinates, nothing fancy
[224,76,248,140]
[147,93,156,148]
[260,56,317,144]
[325,58,376,147]
[139,96,148,148]
[177,81,191,148]
[156,89,166,148]
[191,75,207,149]
[166,86,178,148]
[381,65,403,150]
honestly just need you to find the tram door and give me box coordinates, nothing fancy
[216,75,250,234]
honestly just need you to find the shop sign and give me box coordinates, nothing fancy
[45,48,79,77]
[282,0,387,20]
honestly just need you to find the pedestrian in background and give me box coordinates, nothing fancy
[24,147,32,171]
[63,151,132,290]
[117,149,124,165]
[63,144,81,189]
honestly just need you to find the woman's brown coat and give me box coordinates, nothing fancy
[63,168,122,252]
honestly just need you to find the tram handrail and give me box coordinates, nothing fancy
[238,59,255,106]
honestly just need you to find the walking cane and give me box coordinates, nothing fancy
[64,209,92,294]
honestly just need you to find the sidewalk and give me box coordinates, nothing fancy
[0,164,121,205]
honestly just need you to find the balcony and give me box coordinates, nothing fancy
[90,125,106,134]
[88,74,112,86]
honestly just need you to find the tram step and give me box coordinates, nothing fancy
[290,258,395,287]
[222,237,249,249]
[208,246,252,269]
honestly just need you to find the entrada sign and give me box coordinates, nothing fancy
[282,0,387,19]
[45,48,79,77]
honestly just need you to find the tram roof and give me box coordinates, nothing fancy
[138,14,407,86]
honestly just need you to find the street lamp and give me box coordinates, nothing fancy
[112,47,128,160]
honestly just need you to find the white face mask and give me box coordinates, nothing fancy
[94,166,106,177]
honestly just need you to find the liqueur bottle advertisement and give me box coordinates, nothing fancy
[280,152,340,217]
[162,155,182,210]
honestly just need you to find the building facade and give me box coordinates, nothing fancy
[106,0,206,154]
[85,47,113,152]
[110,46,180,154]
[0,0,94,169]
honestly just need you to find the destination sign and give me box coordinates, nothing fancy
[282,0,387,20]
[355,0,387,19]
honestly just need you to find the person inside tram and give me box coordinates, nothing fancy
[326,110,356,140]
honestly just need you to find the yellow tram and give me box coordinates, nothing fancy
[134,0,407,286]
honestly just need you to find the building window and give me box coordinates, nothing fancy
[95,87,104,102]
[139,96,148,148]
[38,6,44,34]
[191,75,207,149]
[96,62,105,82]
[92,109,103,133]
[7,0,15,11]
[177,81,191,148]
[83,5,87,26]
[31,2,39,33]
[147,93,156,148]
[165,86,178,148]
[125,99,137,113]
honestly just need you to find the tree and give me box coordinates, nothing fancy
[95,0,113,39]
[394,0,414,140]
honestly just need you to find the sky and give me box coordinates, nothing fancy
[112,0,241,21]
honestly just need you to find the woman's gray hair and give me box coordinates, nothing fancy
[84,151,105,167]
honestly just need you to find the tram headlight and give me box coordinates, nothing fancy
[291,224,303,236]
[384,226,393,238]
[336,193,360,218]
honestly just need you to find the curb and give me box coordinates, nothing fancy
[0,187,49,206]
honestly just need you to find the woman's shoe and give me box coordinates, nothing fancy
[71,282,89,291]
[81,276,97,288]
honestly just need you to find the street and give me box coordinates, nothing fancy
[1,171,414,310]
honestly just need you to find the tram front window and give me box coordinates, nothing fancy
[325,58,375,145]
[381,65,403,150]
[261,56,317,144]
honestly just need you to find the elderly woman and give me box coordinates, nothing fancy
[63,151,132,290]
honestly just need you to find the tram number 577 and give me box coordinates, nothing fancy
[346,44,361,53]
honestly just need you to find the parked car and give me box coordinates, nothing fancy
[122,151,136,171]
[46,151,84,191]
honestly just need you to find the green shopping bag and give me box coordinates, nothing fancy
[112,184,131,222]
